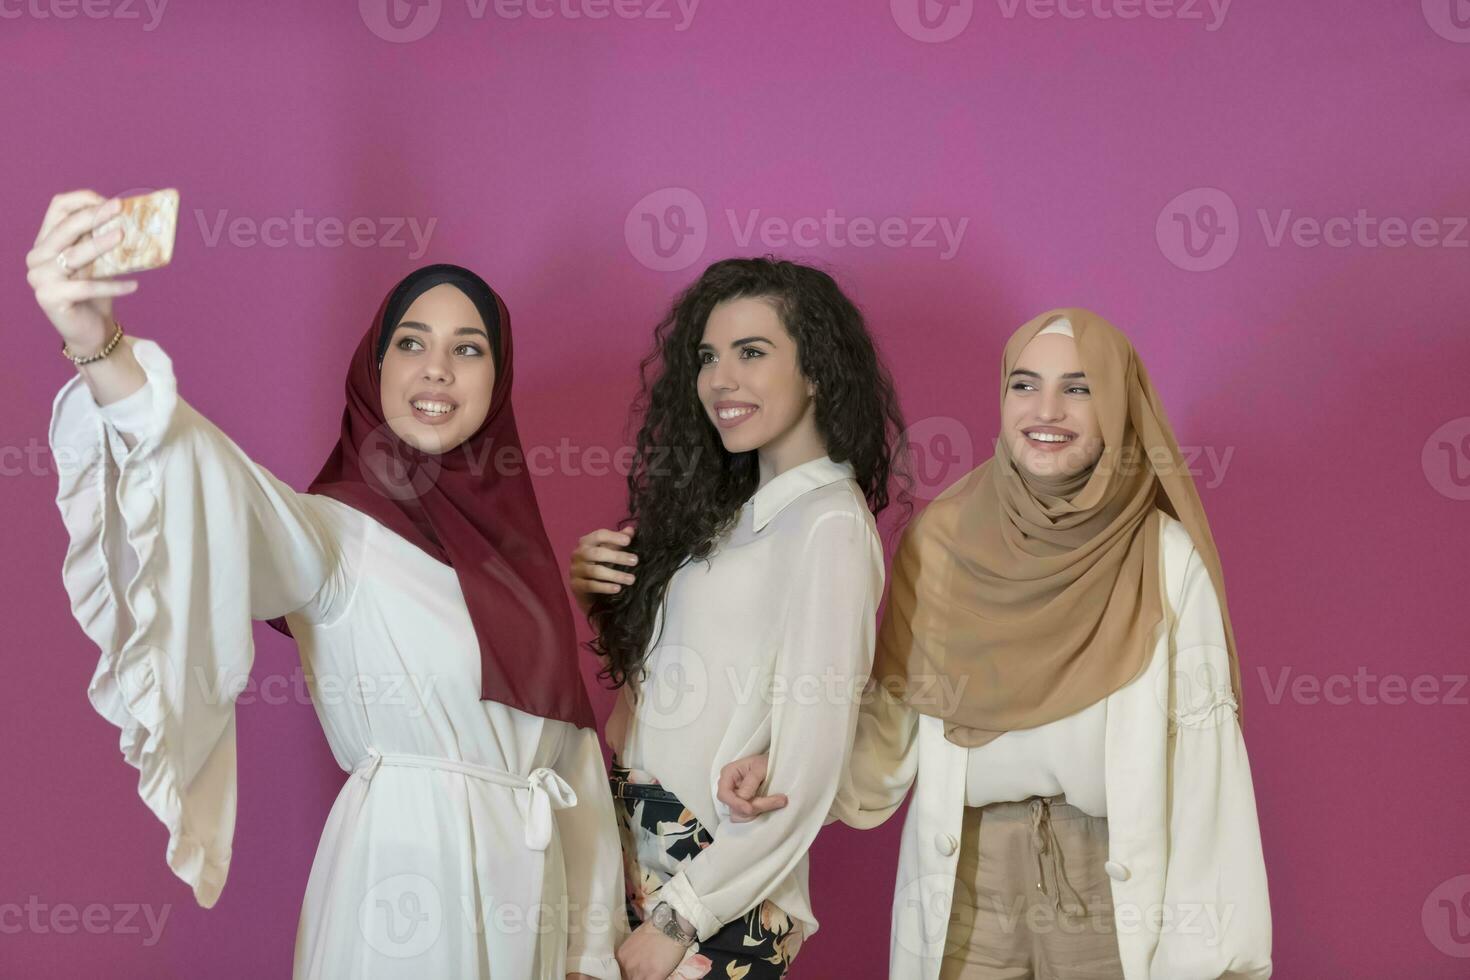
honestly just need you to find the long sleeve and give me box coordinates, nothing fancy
[827,630,921,828]
[659,506,883,940]
[553,726,628,979]
[49,337,345,908]
[827,672,919,829]
[827,518,924,829]
[1151,548,1272,979]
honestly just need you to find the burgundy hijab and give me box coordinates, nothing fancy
[267,263,595,730]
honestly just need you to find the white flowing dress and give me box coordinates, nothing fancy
[49,337,627,979]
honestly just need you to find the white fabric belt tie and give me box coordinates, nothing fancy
[351,748,577,851]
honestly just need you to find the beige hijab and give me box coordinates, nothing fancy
[875,308,1242,747]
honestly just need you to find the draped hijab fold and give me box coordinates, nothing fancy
[874,308,1241,747]
[268,264,594,730]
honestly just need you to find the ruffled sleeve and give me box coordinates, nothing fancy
[49,338,345,908]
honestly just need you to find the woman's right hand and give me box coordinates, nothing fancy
[567,526,638,615]
[26,190,138,353]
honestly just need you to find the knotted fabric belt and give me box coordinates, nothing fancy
[352,748,577,851]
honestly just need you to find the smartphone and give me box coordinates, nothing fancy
[91,188,179,277]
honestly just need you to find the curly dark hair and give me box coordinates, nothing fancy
[588,256,910,688]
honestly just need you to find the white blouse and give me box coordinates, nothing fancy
[49,338,626,980]
[963,692,1108,816]
[605,455,884,943]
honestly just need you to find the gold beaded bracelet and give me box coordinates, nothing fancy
[62,320,124,366]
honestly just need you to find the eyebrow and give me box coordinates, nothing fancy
[697,335,776,350]
[1009,368,1088,380]
[394,320,491,343]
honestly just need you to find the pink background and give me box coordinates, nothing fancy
[5,1,1469,976]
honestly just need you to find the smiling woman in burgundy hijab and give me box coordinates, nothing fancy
[269,263,595,730]
[42,244,625,976]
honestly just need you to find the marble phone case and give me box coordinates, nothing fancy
[92,188,179,277]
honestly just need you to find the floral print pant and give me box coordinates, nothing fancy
[610,760,803,979]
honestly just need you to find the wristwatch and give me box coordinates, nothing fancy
[649,901,696,948]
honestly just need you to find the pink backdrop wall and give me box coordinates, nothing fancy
[4,1,1469,976]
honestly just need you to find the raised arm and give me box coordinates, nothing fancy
[34,189,347,907]
[29,190,147,426]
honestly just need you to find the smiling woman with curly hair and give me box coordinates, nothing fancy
[568,256,909,980]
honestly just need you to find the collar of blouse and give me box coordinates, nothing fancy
[750,455,857,532]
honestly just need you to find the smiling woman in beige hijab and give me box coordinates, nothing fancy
[716,307,1271,980]
[878,307,1243,747]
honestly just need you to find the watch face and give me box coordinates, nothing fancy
[651,903,689,943]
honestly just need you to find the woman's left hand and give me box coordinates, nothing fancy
[716,753,788,823]
[615,919,691,980]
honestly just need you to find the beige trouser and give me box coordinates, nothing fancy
[939,794,1125,980]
